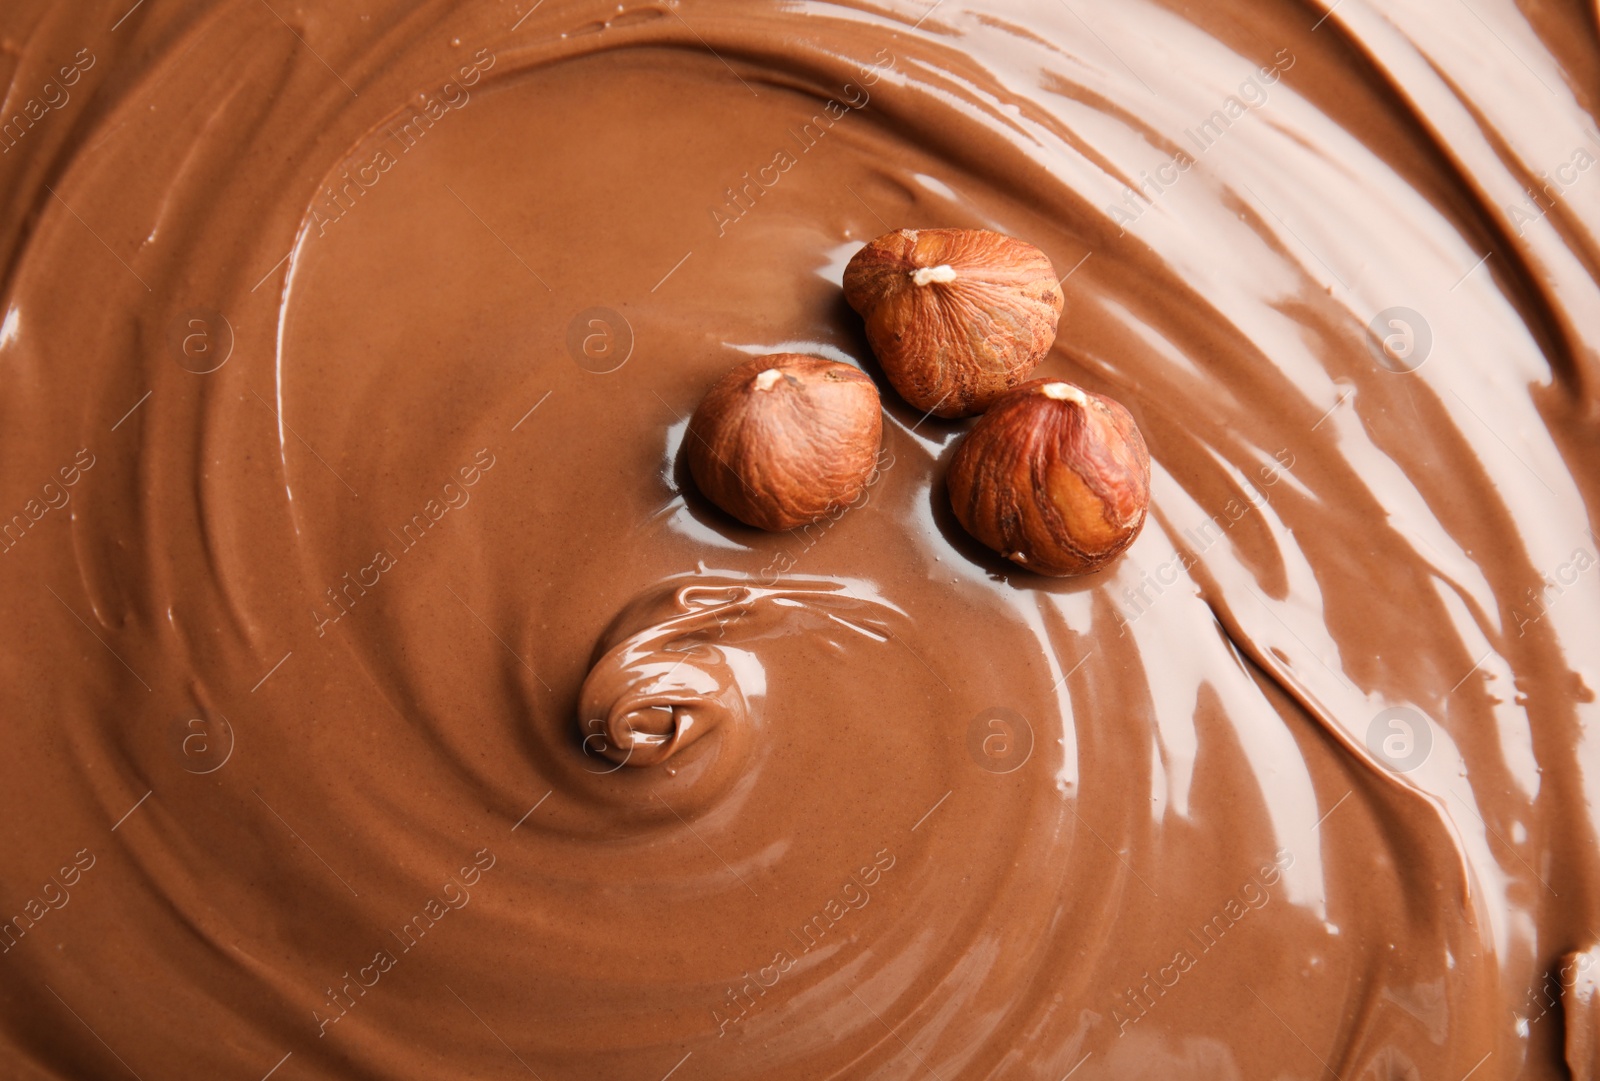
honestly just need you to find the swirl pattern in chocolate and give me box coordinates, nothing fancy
[0,0,1597,1078]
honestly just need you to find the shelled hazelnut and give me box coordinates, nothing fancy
[843,228,1064,418]
[947,379,1150,576]
[685,354,883,532]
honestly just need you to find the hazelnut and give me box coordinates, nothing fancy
[947,379,1150,576]
[842,228,1065,418]
[686,354,883,532]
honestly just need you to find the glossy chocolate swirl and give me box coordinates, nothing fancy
[0,0,1596,1078]
[578,576,895,767]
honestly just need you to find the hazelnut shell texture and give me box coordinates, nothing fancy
[947,379,1150,575]
[686,354,883,532]
[843,228,1065,418]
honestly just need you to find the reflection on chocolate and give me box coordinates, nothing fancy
[1,0,1597,1077]
[579,577,896,768]
[1564,947,1600,1080]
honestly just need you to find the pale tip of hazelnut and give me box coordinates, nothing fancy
[753,368,784,391]
[1040,381,1088,405]
[912,264,959,286]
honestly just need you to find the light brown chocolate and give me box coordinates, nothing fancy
[0,0,1596,1077]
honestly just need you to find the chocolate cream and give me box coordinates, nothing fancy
[1,0,1597,1077]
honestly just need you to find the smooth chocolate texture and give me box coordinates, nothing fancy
[0,0,1596,1078]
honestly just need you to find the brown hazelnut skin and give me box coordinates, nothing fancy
[842,228,1065,418]
[686,354,883,532]
[947,379,1150,576]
